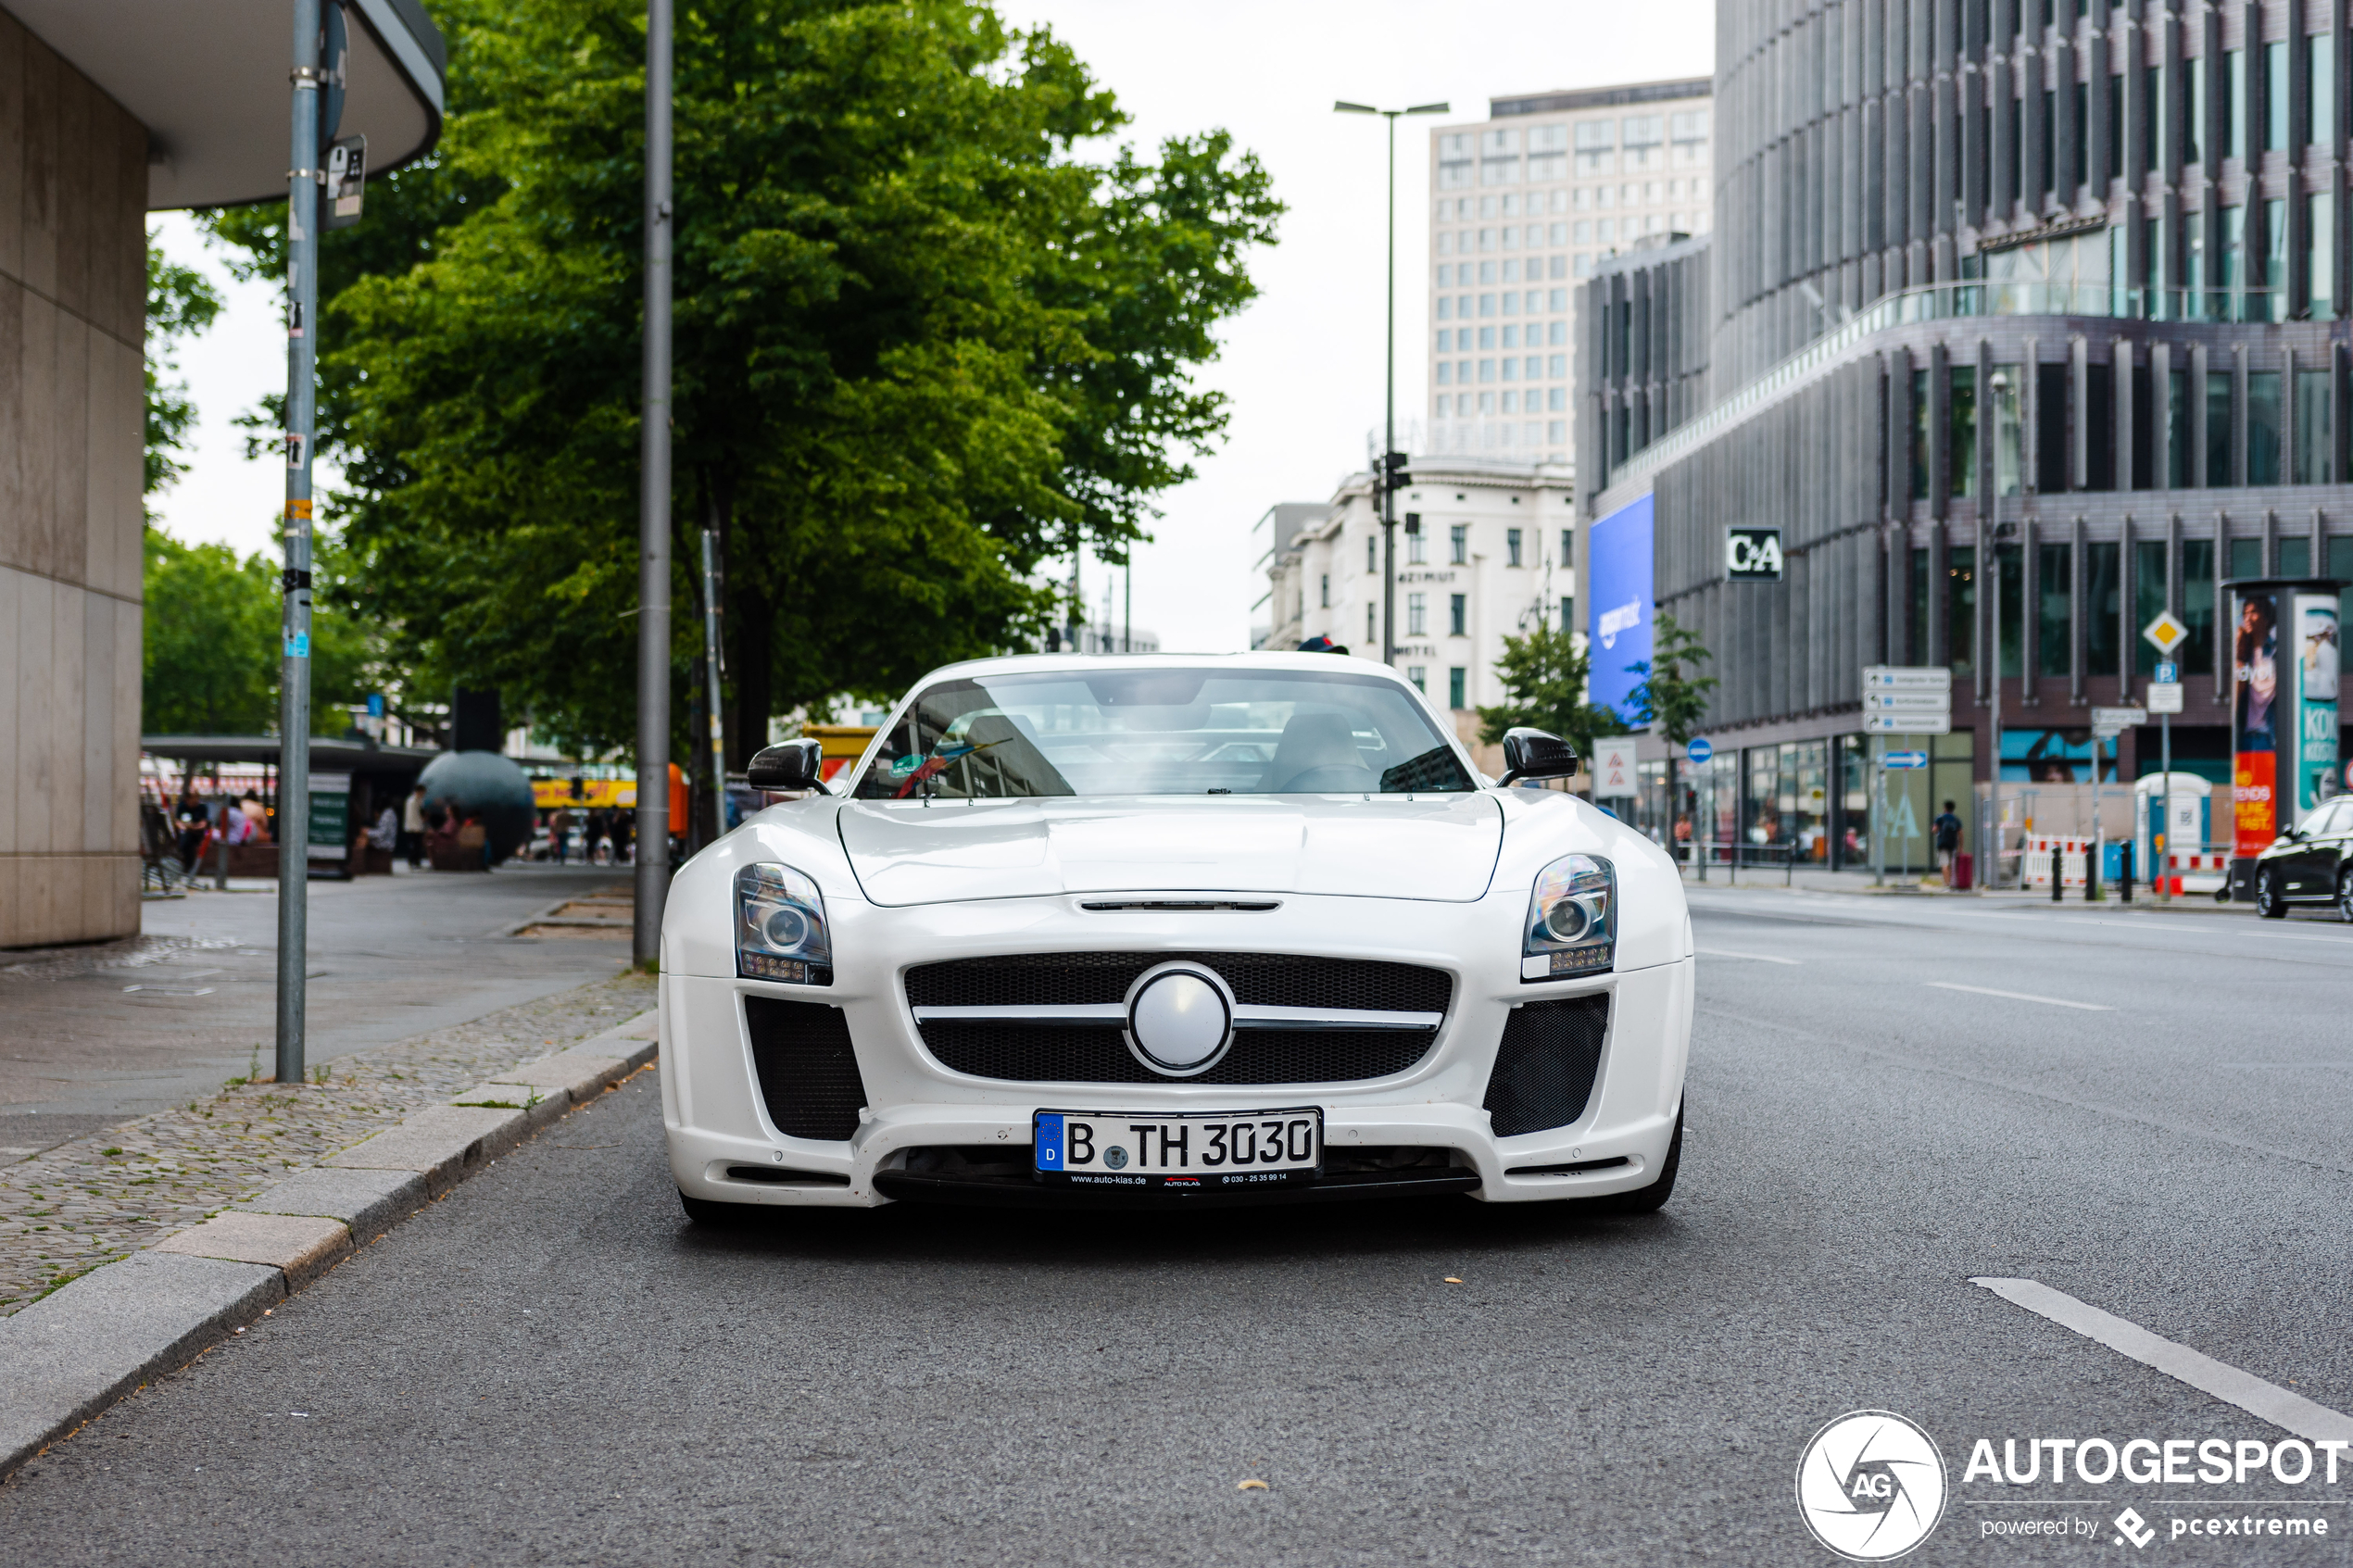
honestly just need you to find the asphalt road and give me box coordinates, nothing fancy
[0,865,630,1155]
[6,891,2353,1564]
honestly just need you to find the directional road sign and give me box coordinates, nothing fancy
[1863,665,1954,690]
[1687,737,1714,766]
[1883,750,1929,770]
[2090,705,2147,737]
[2143,610,2189,656]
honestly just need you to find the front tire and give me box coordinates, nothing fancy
[2258,870,2289,919]
[1603,1106,1681,1215]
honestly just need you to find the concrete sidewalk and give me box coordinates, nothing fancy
[1673,859,2258,912]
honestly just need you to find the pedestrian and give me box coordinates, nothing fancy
[551,805,573,865]
[1933,799,1964,888]
[371,799,398,853]
[173,784,209,868]
[401,784,426,868]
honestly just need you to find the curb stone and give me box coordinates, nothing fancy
[0,1010,659,1480]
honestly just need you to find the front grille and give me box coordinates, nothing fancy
[904,952,1452,1013]
[920,1022,1433,1085]
[1481,996,1609,1137]
[905,952,1452,1085]
[744,997,871,1141]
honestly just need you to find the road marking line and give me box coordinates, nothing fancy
[1924,981,2112,1010]
[1972,1277,2353,1444]
[1696,947,1804,965]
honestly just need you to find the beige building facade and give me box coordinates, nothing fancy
[0,15,149,947]
[1426,79,1713,473]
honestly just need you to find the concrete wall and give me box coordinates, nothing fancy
[0,8,149,947]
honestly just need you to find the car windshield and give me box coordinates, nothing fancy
[850,667,1478,799]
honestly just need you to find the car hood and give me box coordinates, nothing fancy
[835,795,1505,907]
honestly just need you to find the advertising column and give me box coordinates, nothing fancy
[2233,586,2282,884]
[2293,592,2341,817]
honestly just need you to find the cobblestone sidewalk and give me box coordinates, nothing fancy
[0,969,656,1315]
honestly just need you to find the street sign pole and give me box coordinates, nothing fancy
[2160,703,2171,903]
[276,0,324,1088]
[634,0,673,966]
[1872,734,1885,888]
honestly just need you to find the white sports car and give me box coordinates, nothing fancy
[657,653,1692,1220]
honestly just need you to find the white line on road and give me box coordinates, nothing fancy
[1696,947,1804,965]
[1924,981,2113,1010]
[1973,1278,2353,1445]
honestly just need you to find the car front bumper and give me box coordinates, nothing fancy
[659,894,1692,1209]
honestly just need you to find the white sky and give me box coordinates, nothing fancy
[149,0,1712,655]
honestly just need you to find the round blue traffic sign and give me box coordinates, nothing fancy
[1687,737,1713,766]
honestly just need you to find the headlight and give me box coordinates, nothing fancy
[736,863,832,984]
[1522,854,1615,981]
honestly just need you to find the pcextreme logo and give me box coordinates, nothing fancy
[1796,1410,1949,1562]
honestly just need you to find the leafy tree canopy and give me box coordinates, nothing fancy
[1475,624,1628,762]
[144,526,382,737]
[145,236,223,500]
[206,0,1280,759]
[1624,611,1718,747]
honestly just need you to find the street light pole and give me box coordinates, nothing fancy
[1336,98,1448,668]
[635,0,673,966]
[1983,368,2012,897]
[276,0,324,1086]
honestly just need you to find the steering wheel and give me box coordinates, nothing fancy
[1272,764,1378,793]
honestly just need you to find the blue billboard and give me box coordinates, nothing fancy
[1587,491,1654,722]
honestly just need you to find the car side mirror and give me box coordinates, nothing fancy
[1499,727,1578,787]
[746,739,828,794]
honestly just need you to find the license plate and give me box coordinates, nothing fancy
[1032,1107,1323,1191]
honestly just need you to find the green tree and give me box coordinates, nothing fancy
[205,0,1279,761]
[144,526,383,736]
[1624,611,1718,851]
[1475,624,1629,762]
[145,237,223,500]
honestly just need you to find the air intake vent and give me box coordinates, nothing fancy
[1482,996,1609,1138]
[744,997,870,1141]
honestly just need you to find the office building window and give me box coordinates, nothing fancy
[2186,58,2204,166]
[1407,665,1426,694]
[2309,193,2334,320]
[1367,534,1377,572]
[1545,388,1565,411]
[2206,370,2233,487]
[2248,370,2283,484]
[1502,323,1519,349]
[2037,542,2072,677]
[1408,594,1427,635]
[2084,541,2120,676]
[1478,294,1496,317]
[1560,528,1571,567]
[1457,358,1471,383]
[1478,325,1495,349]
[1502,358,1518,382]
[1560,595,1574,633]
[1507,528,1523,567]
[2133,541,2168,673]
[2296,369,2332,483]
[1366,603,1377,643]
[1949,365,1978,498]
[2267,41,2289,151]
[1448,667,1466,709]
[1476,390,1493,414]
[1910,369,1931,501]
[1502,390,1518,414]
[2181,538,2216,673]
[1478,358,1496,383]
[2167,369,2189,488]
[1547,419,1567,443]
[1449,594,1467,636]
[1949,546,1977,673]
[1907,547,1931,666]
[2281,536,2312,577]
[1450,523,1468,564]
[2310,30,2336,150]
[1409,530,1428,565]
[1436,361,1452,385]
[1319,573,1329,609]
[2226,49,2246,159]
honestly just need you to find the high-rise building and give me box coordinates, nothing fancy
[1426,79,1714,473]
[1577,0,2353,881]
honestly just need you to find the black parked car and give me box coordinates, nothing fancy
[2253,796,2353,919]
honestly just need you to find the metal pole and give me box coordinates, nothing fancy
[1381,109,1398,670]
[1872,734,1886,887]
[699,527,726,841]
[2159,708,2173,902]
[634,0,673,966]
[1984,486,2002,894]
[1124,564,1132,653]
[276,0,323,1087]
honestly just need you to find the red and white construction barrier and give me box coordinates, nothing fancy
[2024,835,2092,891]
[2162,849,2229,897]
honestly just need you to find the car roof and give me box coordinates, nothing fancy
[916,651,1417,684]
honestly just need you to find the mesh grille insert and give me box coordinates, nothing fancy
[920,1022,1433,1085]
[904,952,1452,1013]
[745,997,870,1141]
[904,953,1452,1086]
[1481,996,1609,1138]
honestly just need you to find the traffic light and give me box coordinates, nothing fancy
[1403,511,1421,535]
[1381,450,1412,489]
